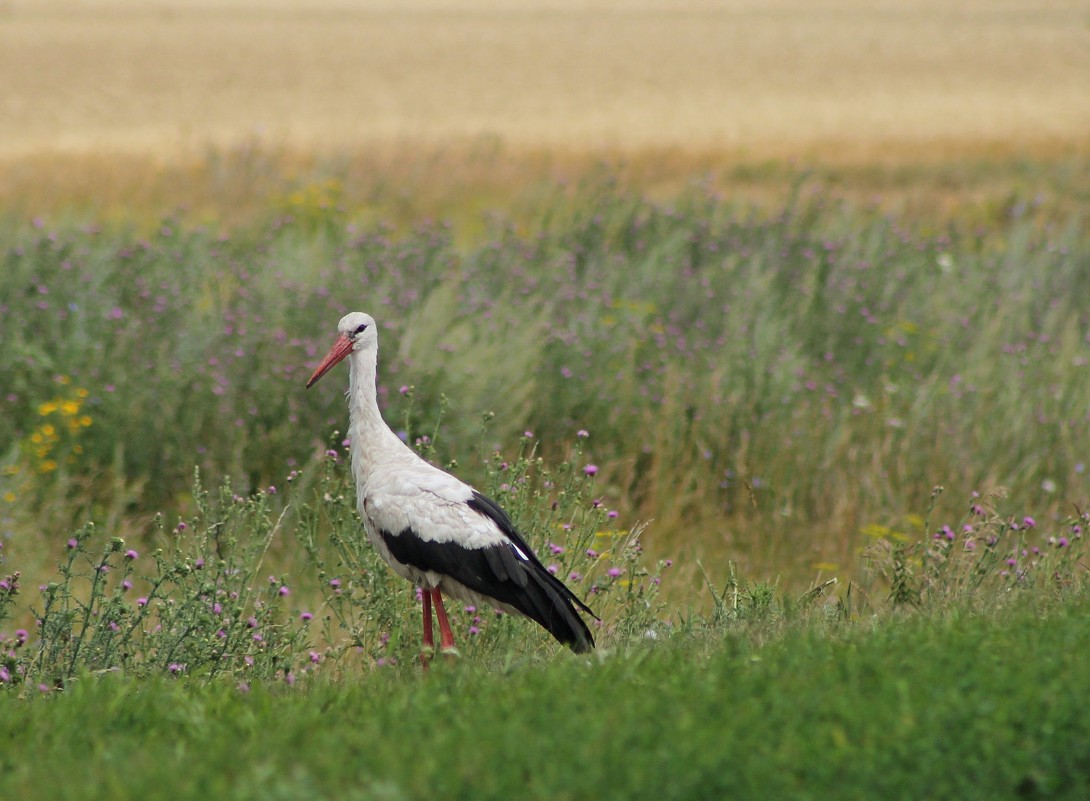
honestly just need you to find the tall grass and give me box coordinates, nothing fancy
[1,175,1088,588]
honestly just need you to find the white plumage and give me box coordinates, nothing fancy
[307,312,595,659]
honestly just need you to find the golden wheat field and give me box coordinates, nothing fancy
[4,0,1090,162]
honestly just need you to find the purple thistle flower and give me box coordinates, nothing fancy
[469,626,480,636]
[577,429,589,438]
[300,612,313,622]
[607,510,619,519]
[168,663,185,675]
[1023,516,1037,528]
[329,578,341,589]
[607,567,623,578]
[548,543,564,555]
[124,549,139,560]
[586,548,599,559]
[121,579,132,591]
[137,597,148,607]
[278,586,290,596]
[547,564,559,575]
[66,538,78,550]
[583,464,598,477]
[1058,537,1069,548]
[309,651,321,664]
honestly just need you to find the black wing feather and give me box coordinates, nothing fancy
[379,490,597,652]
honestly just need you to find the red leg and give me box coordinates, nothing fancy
[431,588,457,654]
[421,586,434,666]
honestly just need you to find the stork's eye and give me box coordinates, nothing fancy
[353,323,368,335]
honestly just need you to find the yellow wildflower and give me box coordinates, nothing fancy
[61,400,81,416]
[39,401,58,416]
[40,459,58,473]
[78,415,93,428]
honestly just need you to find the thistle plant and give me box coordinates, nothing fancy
[861,487,1090,609]
[1,472,313,690]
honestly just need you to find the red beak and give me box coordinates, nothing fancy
[306,333,354,388]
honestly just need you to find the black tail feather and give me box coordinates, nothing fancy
[515,564,596,653]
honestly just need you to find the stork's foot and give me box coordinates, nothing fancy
[419,645,434,670]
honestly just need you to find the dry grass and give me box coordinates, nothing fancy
[4,0,1090,157]
[3,1,1089,226]
[4,1,1089,227]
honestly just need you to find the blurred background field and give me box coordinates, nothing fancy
[2,0,1090,609]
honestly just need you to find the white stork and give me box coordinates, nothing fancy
[306,312,596,661]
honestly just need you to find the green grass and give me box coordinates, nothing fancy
[2,153,1090,799]
[3,595,1089,801]
[2,161,1089,588]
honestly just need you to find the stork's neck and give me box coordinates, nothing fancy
[347,346,409,471]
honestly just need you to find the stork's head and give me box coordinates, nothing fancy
[306,312,377,388]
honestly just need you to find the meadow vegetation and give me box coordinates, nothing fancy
[1,149,1089,798]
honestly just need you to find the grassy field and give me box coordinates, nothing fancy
[5,0,1090,157]
[3,2,1090,794]
[2,153,1089,590]
[3,594,1090,800]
